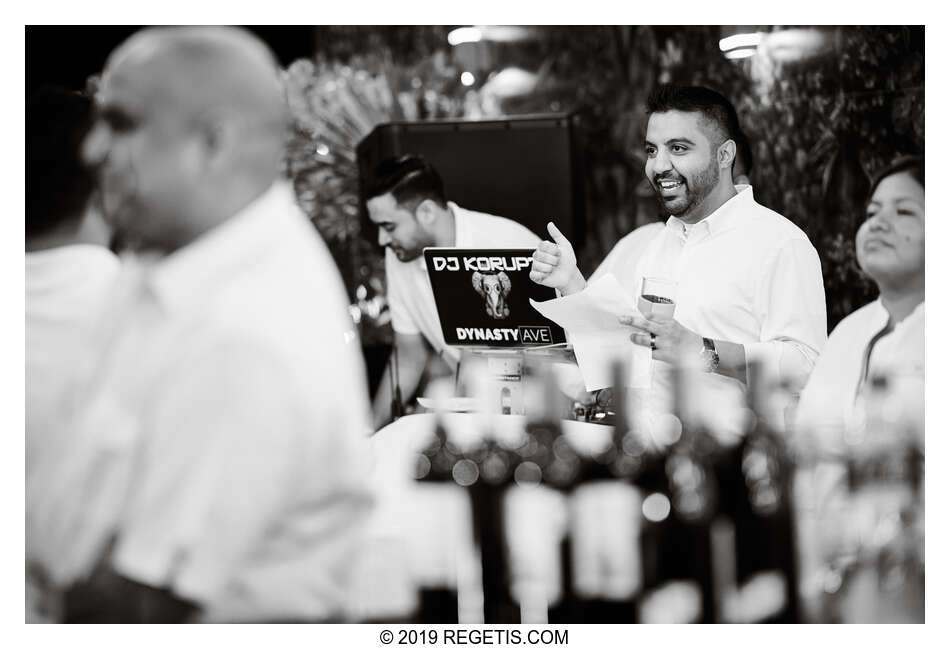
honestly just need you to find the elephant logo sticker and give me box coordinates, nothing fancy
[472,271,512,320]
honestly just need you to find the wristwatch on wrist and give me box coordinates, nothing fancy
[700,337,720,373]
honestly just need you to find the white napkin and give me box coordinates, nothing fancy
[530,273,652,391]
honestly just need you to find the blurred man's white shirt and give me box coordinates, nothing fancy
[27,182,374,622]
[26,244,120,466]
[26,243,120,622]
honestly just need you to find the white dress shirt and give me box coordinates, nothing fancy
[591,186,827,437]
[26,245,120,475]
[386,202,540,364]
[26,243,120,622]
[26,182,374,622]
[795,299,924,450]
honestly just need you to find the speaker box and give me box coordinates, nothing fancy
[356,113,585,246]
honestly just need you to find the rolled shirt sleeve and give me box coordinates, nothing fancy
[745,236,828,395]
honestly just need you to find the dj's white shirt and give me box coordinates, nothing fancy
[27,182,374,622]
[385,202,540,364]
[590,185,827,437]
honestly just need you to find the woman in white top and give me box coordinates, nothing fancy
[795,155,924,450]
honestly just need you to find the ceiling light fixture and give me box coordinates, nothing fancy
[719,31,762,61]
[719,32,763,52]
[448,27,483,46]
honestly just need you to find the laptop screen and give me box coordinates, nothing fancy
[423,247,568,348]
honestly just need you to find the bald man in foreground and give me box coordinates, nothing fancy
[26,27,374,622]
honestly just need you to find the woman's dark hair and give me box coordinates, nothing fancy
[868,155,924,199]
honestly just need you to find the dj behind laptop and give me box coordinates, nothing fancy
[422,247,572,416]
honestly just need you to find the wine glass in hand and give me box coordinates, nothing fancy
[638,277,677,318]
[529,222,584,295]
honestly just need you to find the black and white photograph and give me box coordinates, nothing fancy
[18,18,936,640]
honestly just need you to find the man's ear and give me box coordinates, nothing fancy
[415,199,440,226]
[718,139,737,171]
[198,110,242,168]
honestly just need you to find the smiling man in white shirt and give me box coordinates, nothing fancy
[531,85,827,437]
[29,27,374,623]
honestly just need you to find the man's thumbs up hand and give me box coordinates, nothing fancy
[529,221,585,295]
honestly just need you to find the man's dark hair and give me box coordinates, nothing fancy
[366,154,448,213]
[646,85,743,150]
[26,86,96,239]
[869,155,924,198]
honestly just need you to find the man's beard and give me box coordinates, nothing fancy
[653,156,720,218]
[389,238,428,262]
[392,246,423,262]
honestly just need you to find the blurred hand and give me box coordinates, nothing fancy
[529,222,585,294]
[618,312,702,365]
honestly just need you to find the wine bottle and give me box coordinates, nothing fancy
[412,414,462,623]
[641,356,719,624]
[564,360,652,622]
[463,430,521,623]
[835,374,924,623]
[716,360,800,623]
[513,363,579,623]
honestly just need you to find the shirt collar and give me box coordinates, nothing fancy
[867,298,891,331]
[145,181,301,312]
[872,297,925,332]
[448,201,465,246]
[665,184,755,237]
